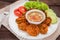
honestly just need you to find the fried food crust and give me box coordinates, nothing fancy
[26,24,39,36]
[43,17,51,26]
[18,22,27,31]
[16,16,26,24]
[16,17,51,36]
[39,23,48,34]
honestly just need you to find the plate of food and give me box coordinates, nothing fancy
[9,0,59,40]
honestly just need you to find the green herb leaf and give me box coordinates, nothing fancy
[24,1,49,10]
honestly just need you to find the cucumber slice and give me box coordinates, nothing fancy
[45,9,58,24]
[50,16,57,24]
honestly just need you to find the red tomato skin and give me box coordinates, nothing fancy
[14,9,22,17]
[18,6,27,14]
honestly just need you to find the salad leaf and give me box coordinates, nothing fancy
[24,1,49,10]
[40,2,49,10]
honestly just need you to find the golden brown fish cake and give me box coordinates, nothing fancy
[26,24,39,36]
[42,17,51,26]
[18,22,27,31]
[16,16,26,24]
[39,24,48,34]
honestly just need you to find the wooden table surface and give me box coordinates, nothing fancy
[0,0,60,40]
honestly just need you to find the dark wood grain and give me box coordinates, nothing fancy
[0,25,19,40]
[30,0,60,5]
[0,0,17,3]
[40,0,60,5]
[0,0,60,40]
[50,6,60,17]
[0,1,10,9]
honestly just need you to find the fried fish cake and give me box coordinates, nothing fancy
[26,25,39,36]
[18,22,27,31]
[43,17,51,26]
[39,24,48,34]
[16,16,26,24]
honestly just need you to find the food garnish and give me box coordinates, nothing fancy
[24,1,49,10]
[45,9,58,24]
[18,6,27,14]
[14,9,22,17]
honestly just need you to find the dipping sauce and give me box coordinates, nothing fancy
[27,12,43,22]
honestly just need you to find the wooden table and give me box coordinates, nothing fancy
[0,0,60,40]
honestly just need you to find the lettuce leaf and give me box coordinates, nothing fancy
[24,1,49,10]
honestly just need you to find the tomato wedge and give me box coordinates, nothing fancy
[14,9,22,17]
[19,6,27,14]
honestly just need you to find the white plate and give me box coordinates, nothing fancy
[9,1,59,40]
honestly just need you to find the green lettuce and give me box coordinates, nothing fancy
[24,1,49,10]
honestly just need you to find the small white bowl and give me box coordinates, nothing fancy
[25,9,46,25]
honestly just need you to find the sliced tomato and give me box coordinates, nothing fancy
[19,6,27,14]
[14,9,22,17]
